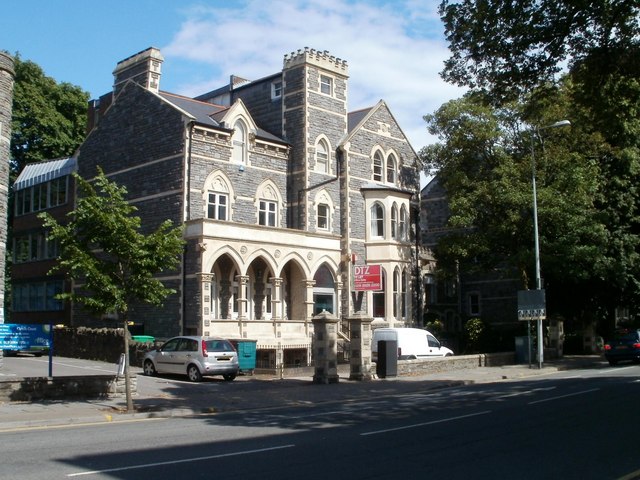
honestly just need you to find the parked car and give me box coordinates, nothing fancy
[604,329,640,366]
[2,346,49,357]
[372,327,454,360]
[143,336,239,382]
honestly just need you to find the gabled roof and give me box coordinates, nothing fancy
[14,157,77,191]
[342,100,419,159]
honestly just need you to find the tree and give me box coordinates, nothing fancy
[439,0,640,104]
[10,55,88,177]
[40,170,185,411]
[435,0,640,327]
[421,88,609,325]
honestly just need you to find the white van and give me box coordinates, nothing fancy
[372,327,454,360]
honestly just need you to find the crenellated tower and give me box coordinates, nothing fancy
[282,48,348,231]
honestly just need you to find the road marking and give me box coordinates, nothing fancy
[0,417,165,434]
[360,411,492,436]
[494,386,556,399]
[595,366,636,374]
[528,388,599,405]
[66,444,296,477]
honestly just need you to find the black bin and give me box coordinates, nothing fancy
[376,340,398,378]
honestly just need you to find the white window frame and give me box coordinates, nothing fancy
[315,140,329,173]
[258,200,277,227]
[399,205,408,241]
[317,203,330,230]
[391,204,398,239]
[232,120,248,165]
[371,203,385,238]
[271,80,282,99]
[207,192,228,220]
[386,154,397,184]
[373,151,383,182]
[320,74,333,96]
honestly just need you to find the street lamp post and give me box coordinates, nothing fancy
[530,119,571,369]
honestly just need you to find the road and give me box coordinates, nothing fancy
[0,365,638,479]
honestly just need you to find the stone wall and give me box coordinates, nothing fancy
[0,375,136,402]
[393,352,515,376]
[53,327,156,367]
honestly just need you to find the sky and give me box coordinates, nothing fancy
[1,0,465,184]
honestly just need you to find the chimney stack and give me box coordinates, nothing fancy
[113,47,163,95]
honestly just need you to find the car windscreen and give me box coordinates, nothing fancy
[205,340,235,352]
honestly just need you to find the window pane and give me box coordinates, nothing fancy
[318,204,328,229]
[208,192,228,220]
[387,155,396,183]
[320,75,332,95]
[373,153,383,181]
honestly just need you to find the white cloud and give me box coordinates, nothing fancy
[163,0,465,157]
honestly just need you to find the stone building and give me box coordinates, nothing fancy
[0,52,15,327]
[420,177,520,336]
[75,47,421,366]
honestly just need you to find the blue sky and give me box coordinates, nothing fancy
[1,0,464,163]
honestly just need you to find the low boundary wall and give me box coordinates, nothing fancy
[396,352,515,376]
[1,352,516,402]
[0,375,136,402]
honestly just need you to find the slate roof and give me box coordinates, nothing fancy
[159,92,285,144]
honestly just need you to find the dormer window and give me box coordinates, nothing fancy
[271,81,282,99]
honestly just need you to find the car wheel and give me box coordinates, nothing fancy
[608,359,618,366]
[187,364,203,382]
[143,360,157,376]
[223,373,237,381]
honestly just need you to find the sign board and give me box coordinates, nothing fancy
[517,289,546,321]
[354,264,382,291]
[0,324,52,350]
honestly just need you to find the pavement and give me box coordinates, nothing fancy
[0,355,609,431]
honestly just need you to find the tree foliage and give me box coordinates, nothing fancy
[39,169,185,319]
[422,89,607,301]
[431,0,640,325]
[440,0,640,104]
[10,55,89,177]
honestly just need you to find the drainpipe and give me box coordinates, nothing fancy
[181,122,194,335]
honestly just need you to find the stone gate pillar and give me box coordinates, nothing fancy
[347,311,373,381]
[312,310,339,384]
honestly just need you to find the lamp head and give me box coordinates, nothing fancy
[547,120,571,129]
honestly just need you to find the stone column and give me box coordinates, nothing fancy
[270,277,282,320]
[236,275,249,321]
[304,279,316,320]
[199,273,213,336]
[0,52,15,369]
[312,310,339,384]
[348,311,374,381]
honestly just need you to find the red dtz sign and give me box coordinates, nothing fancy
[354,264,382,291]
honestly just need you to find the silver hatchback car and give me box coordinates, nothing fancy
[142,336,240,382]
